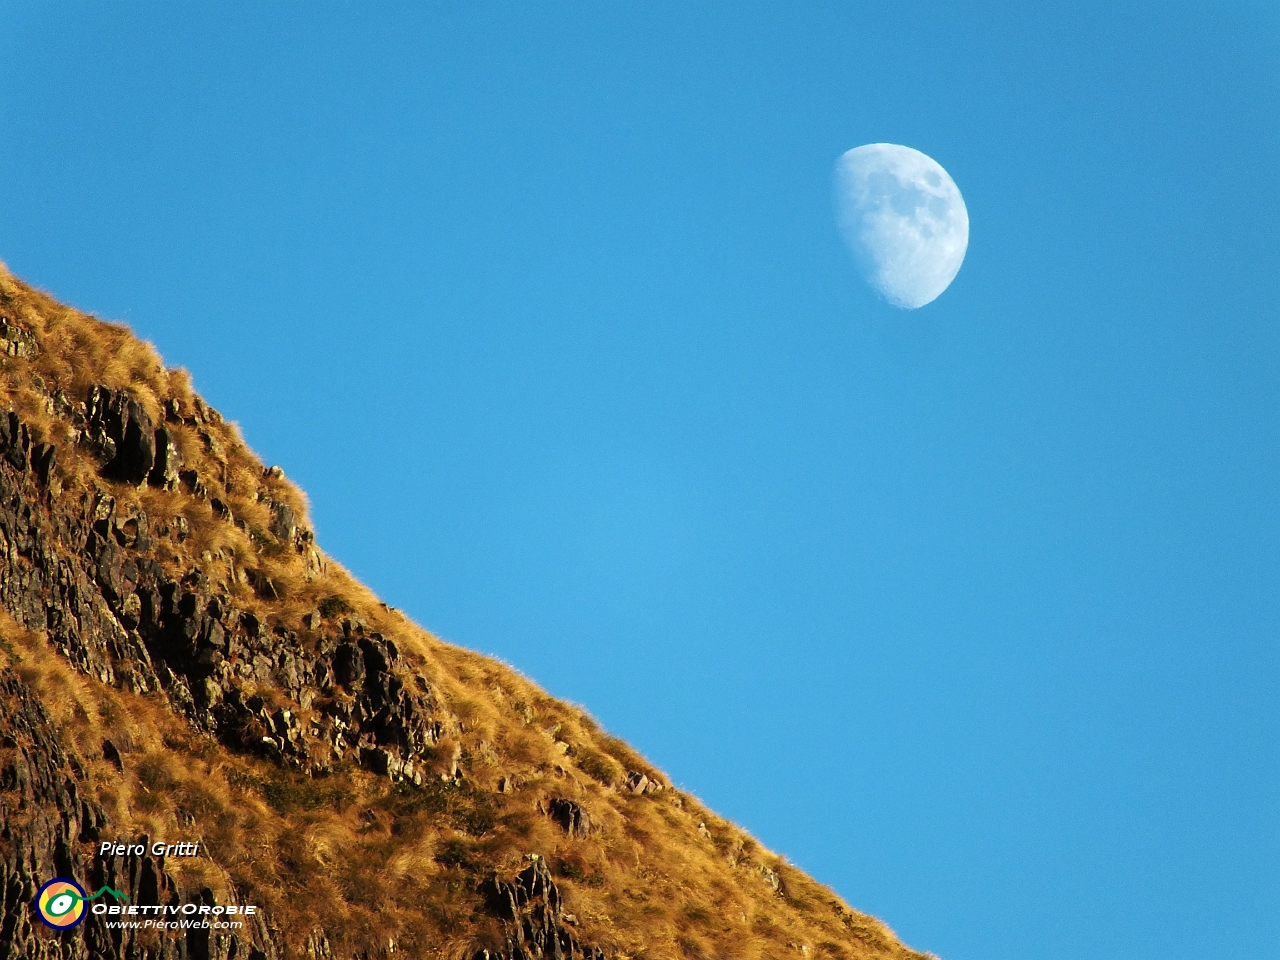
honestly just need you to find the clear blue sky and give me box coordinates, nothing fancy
[3,4,1277,958]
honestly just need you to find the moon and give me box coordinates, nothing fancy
[834,143,969,309]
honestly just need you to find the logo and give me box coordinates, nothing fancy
[35,878,130,930]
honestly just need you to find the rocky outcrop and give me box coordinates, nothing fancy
[547,799,593,838]
[0,319,36,360]
[149,428,180,492]
[86,386,157,487]
[477,858,604,960]
[0,400,442,782]
[621,771,663,796]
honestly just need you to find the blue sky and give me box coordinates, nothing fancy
[3,4,1277,958]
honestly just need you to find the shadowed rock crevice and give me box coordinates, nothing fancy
[477,858,605,960]
[86,386,156,487]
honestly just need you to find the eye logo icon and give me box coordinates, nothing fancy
[36,878,88,929]
[35,878,130,930]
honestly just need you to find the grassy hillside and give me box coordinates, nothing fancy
[0,261,933,960]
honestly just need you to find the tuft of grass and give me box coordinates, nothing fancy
[433,839,470,869]
[228,769,356,815]
[0,634,21,664]
[318,595,352,619]
[573,745,622,787]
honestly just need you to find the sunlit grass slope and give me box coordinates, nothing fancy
[0,261,933,960]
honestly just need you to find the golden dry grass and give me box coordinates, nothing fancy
[0,260,935,960]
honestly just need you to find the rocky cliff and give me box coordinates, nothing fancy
[0,263,934,960]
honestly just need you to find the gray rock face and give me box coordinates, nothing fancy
[87,386,156,486]
[148,427,181,491]
[269,501,295,542]
[548,799,594,838]
[477,858,605,960]
[0,319,37,359]
[0,412,29,472]
[31,442,56,486]
[622,771,664,796]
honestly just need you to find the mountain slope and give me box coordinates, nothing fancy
[0,262,933,960]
